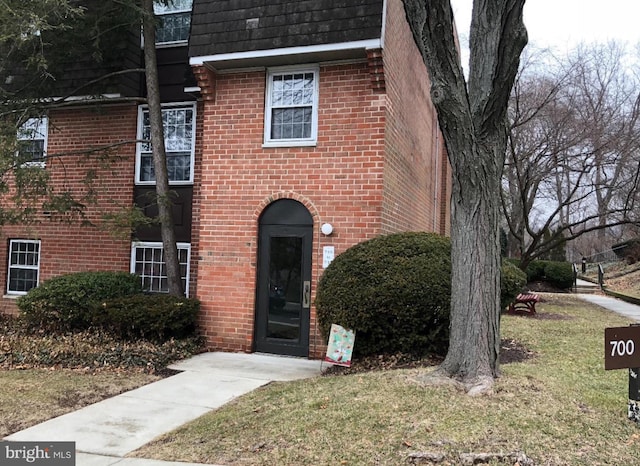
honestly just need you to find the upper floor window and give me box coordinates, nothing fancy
[154,0,192,45]
[136,103,195,185]
[264,67,319,147]
[17,117,47,167]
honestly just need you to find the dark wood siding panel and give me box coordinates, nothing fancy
[134,186,193,243]
[155,47,198,102]
[189,0,384,57]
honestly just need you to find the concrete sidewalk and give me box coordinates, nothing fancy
[4,352,323,465]
[576,293,640,321]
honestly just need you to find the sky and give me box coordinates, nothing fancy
[450,0,640,54]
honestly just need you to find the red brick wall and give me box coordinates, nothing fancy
[381,0,451,236]
[0,3,451,362]
[188,101,205,299]
[191,1,451,358]
[0,104,138,314]
[193,63,387,357]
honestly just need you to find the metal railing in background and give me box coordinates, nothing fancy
[598,264,605,289]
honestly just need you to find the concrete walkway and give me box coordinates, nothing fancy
[575,278,599,290]
[576,293,640,321]
[4,352,323,465]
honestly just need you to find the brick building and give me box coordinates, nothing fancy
[1,0,450,358]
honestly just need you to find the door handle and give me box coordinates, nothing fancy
[303,281,311,308]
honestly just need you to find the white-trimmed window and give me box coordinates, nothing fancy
[131,242,190,295]
[264,67,319,147]
[17,117,47,166]
[136,103,195,185]
[7,240,41,295]
[154,0,192,46]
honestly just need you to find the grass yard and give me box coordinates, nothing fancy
[0,313,203,438]
[132,294,640,465]
[0,369,159,437]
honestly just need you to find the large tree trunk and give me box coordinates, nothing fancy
[141,0,184,296]
[442,134,505,383]
[403,0,527,391]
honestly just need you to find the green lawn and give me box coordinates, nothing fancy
[132,294,640,465]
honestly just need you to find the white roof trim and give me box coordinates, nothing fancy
[381,0,388,49]
[190,39,382,66]
[48,93,123,102]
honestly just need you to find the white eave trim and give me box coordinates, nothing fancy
[49,93,123,102]
[190,38,382,66]
[381,0,388,49]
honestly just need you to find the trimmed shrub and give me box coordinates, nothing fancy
[95,294,200,341]
[317,232,524,357]
[543,261,574,290]
[501,260,527,311]
[17,272,142,330]
[517,259,574,290]
[525,260,547,282]
[316,232,451,357]
[0,313,204,372]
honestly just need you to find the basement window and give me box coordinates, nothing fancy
[130,242,190,295]
[7,239,40,295]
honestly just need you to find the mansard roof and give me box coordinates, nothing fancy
[189,0,385,61]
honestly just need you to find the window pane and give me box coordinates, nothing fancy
[18,140,45,163]
[156,11,191,43]
[154,0,192,14]
[17,118,47,164]
[9,269,38,293]
[140,107,193,182]
[271,107,312,140]
[133,244,189,294]
[140,154,154,182]
[166,153,190,181]
[268,71,315,141]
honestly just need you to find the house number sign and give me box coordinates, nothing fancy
[604,326,640,370]
[605,325,640,425]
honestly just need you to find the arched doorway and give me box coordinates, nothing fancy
[254,199,313,356]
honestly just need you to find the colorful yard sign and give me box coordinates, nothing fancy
[325,324,355,367]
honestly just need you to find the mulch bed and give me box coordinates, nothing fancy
[323,338,535,376]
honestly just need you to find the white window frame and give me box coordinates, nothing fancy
[6,239,41,295]
[135,102,196,186]
[153,0,192,47]
[130,241,191,296]
[17,117,48,167]
[263,65,319,148]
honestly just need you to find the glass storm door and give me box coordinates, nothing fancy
[255,201,312,357]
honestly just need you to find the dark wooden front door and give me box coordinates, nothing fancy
[255,200,313,357]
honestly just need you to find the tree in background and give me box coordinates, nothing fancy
[503,42,640,269]
[402,0,527,393]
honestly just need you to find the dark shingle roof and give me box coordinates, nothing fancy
[189,0,384,59]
